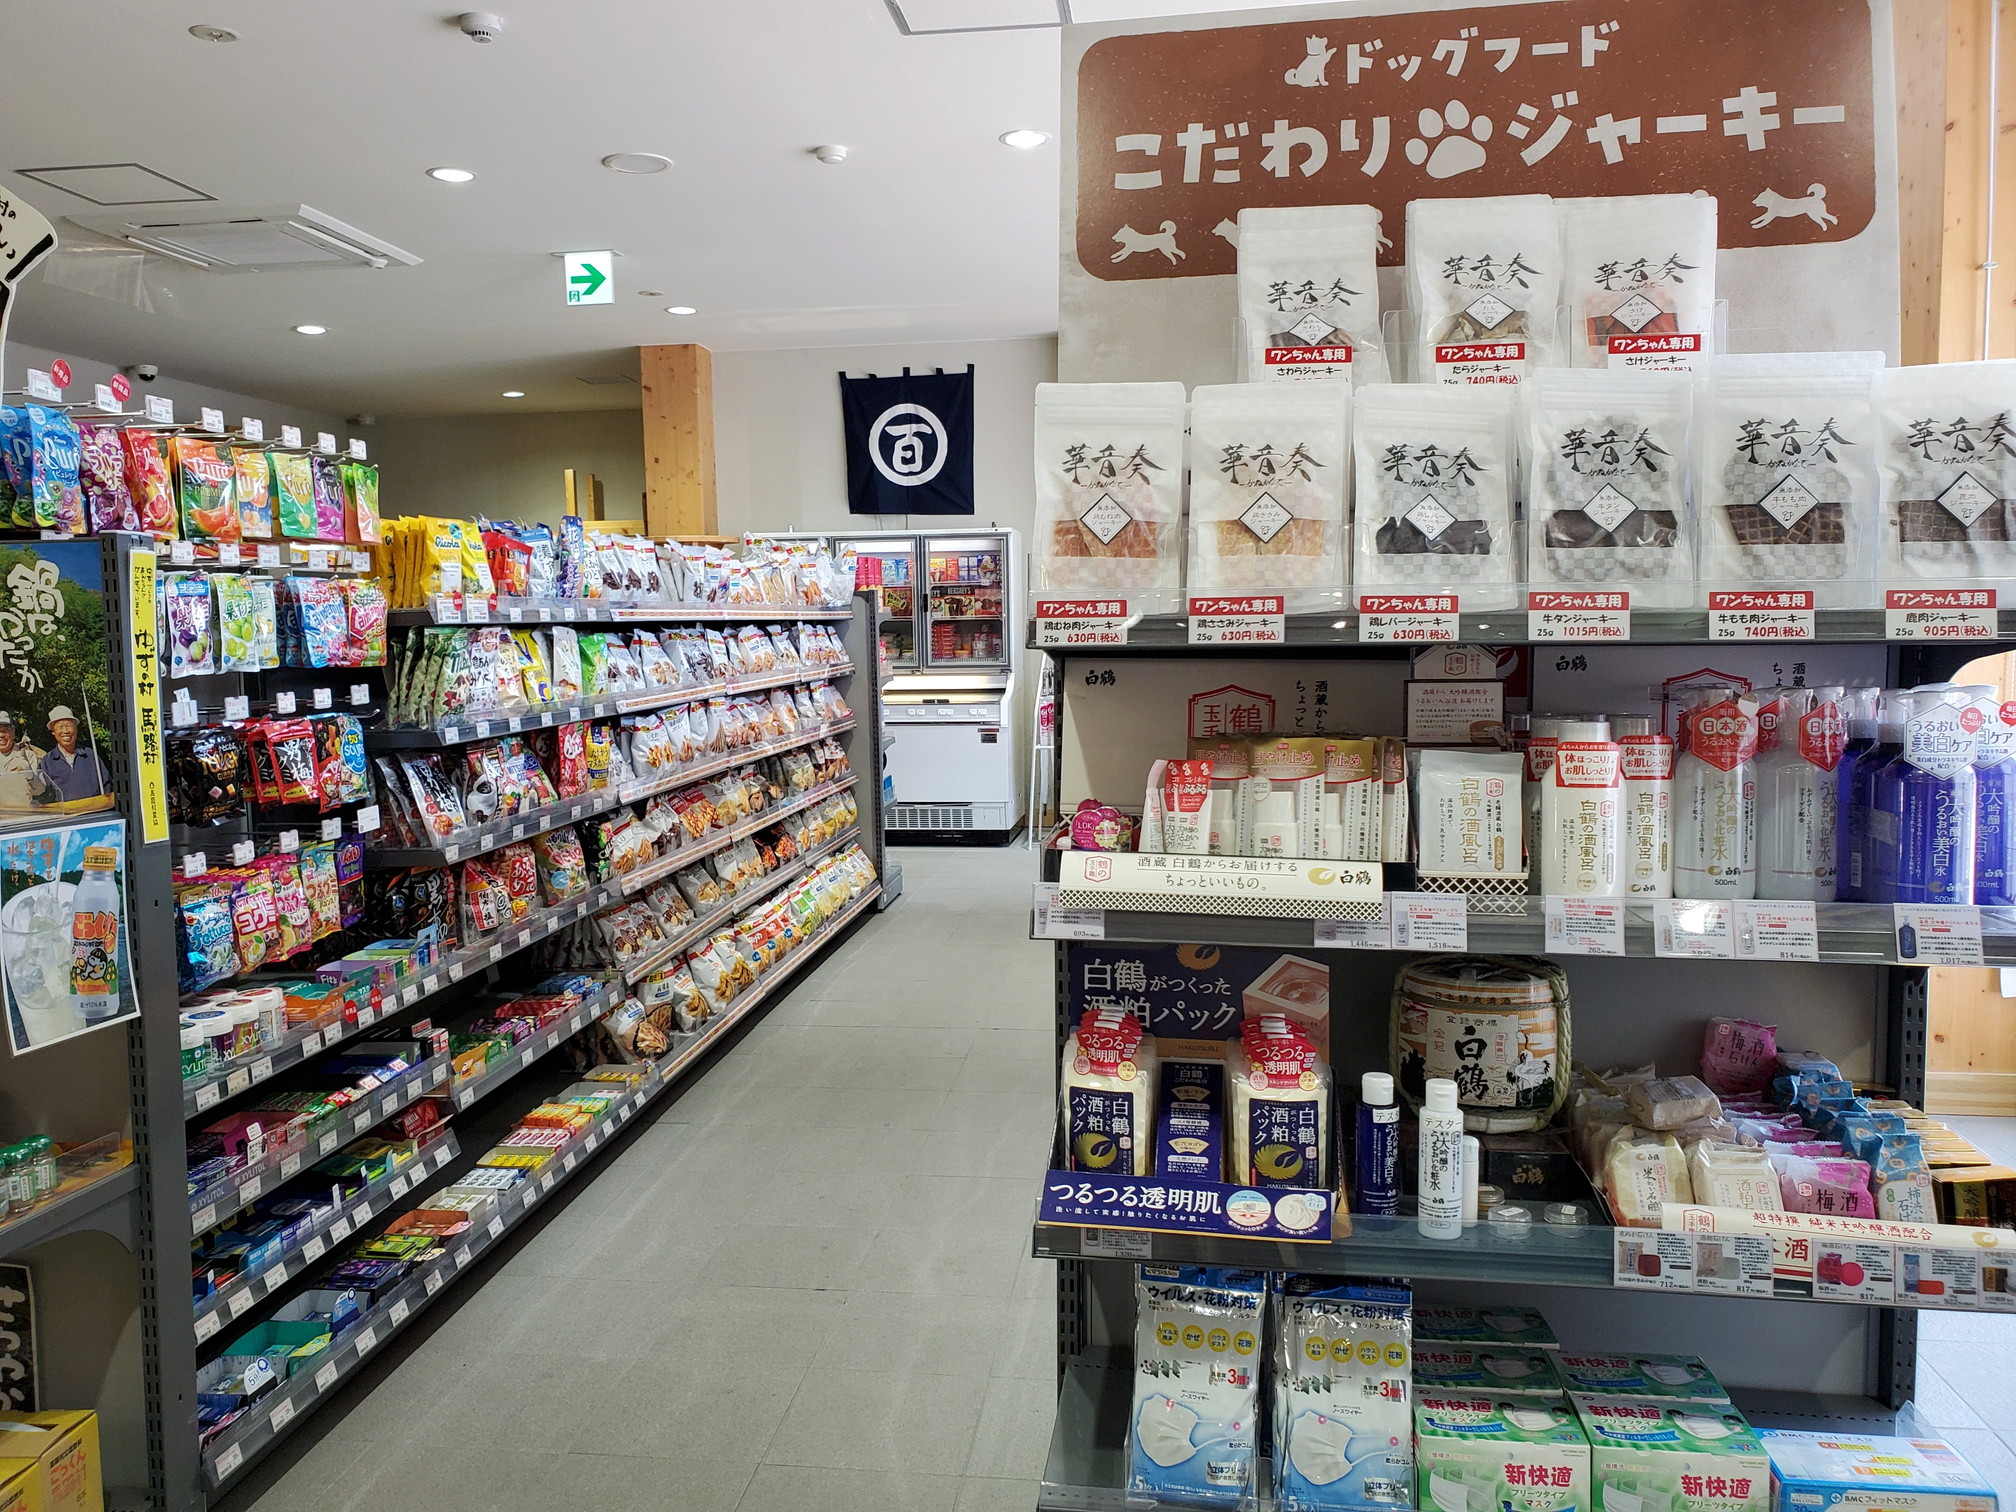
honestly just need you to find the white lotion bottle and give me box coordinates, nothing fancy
[1418,1077,1466,1240]
[1539,717,1621,895]
[1757,685,1845,900]
[1673,687,1759,899]
[1614,714,1674,897]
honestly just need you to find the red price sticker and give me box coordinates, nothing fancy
[1433,341,1526,387]
[1708,590,1815,640]
[1885,588,1997,640]
[1187,595,1285,645]
[1527,590,1629,641]
[1606,333,1702,372]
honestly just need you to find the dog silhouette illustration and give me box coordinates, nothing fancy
[1213,219,1241,248]
[1112,221,1185,265]
[1751,183,1837,230]
[1284,36,1335,87]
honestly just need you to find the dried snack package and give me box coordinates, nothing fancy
[460,855,513,935]
[121,427,178,535]
[635,631,679,687]
[577,633,608,698]
[579,816,616,880]
[1237,204,1389,385]
[549,625,582,701]
[1406,193,1564,377]
[1696,352,1883,608]
[264,718,321,806]
[1525,368,1696,607]
[340,578,388,666]
[0,407,30,529]
[496,840,539,919]
[78,421,138,533]
[300,840,343,940]
[246,576,280,669]
[1875,359,2016,592]
[22,406,83,534]
[332,714,373,805]
[233,446,274,537]
[342,460,382,544]
[214,571,263,672]
[398,753,467,836]
[171,434,238,542]
[176,883,239,993]
[309,454,347,542]
[335,834,366,927]
[1560,194,1718,369]
[1034,382,1188,616]
[552,720,589,796]
[270,450,318,539]
[533,826,589,903]
[1186,382,1350,612]
[164,572,217,677]
[511,629,553,704]
[584,721,615,789]
[168,726,248,825]
[262,853,314,959]
[1352,382,1520,609]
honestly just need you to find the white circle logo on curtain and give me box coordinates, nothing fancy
[869,402,949,486]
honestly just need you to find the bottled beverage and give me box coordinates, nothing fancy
[1539,718,1621,895]
[1834,688,1883,900]
[1971,688,2016,907]
[1876,686,1980,904]
[1758,685,1846,900]
[1673,687,1759,899]
[69,846,122,1025]
[1614,714,1674,897]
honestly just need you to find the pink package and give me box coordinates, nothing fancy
[1701,1017,1779,1096]
[1775,1155,1876,1217]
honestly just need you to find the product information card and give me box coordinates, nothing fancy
[1390,892,1469,952]
[1544,896,1625,956]
[1653,899,1734,959]
[1033,882,1105,941]
[1893,904,1984,965]
[1734,901,1820,961]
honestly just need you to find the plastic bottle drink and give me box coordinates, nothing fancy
[1673,687,1759,899]
[1539,718,1621,895]
[1758,685,1847,900]
[1614,715,1674,897]
[1876,686,1980,904]
[1844,692,1905,901]
[1970,687,2016,907]
[1522,716,1569,879]
[68,845,122,1025]
[1833,688,1883,900]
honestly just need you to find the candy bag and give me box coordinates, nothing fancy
[24,406,83,534]
[342,460,382,544]
[233,446,274,538]
[584,722,615,789]
[261,853,313,959]
[332,715,371,804]
[496,840,539,919]
[309,454,347,541]
[171,434,238,542]
[533,826,589,903]
[77,421,137,533]
[577,634,608,699]
[271,451,318,539]
[335,834,366,927]
[176,882,239,992]
[0,407,30,529]
[339,578,388,666]
[279,576,349,667]
[167,726,248,825]
[164,573,217,678]
[247,576,280,669]
[263,719,321,806]
[214,572,262,672]
[397,753,467,837]
[300,840,343,940]
[223,866,277,972]
[460,855,512,934]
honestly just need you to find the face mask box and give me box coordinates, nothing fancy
[1416,1305,1561,1349]
[1416,1392,1591,1512]
[1554,1355,1730,1403]
[1155,1060,1227,1181]
[1570,1395,1770,1512]
[1414,1346,1564,1396]
[1759,1429,1999,1512]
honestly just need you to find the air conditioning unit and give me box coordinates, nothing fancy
[67,204,421,273]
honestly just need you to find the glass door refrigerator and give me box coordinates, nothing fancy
[845,536,920,674]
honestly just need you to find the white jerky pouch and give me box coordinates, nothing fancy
[1406,194,1564,373]
[1237,204,1389,385]
[1559,194,1718,369]
[1034,382,1188,615]
[1875,359,2016,592]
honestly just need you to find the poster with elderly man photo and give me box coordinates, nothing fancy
[0,541,112,821]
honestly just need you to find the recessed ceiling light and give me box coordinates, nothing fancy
[427,167,476,183]
[601,152,673,175]
[999,129,1051,149]
[293,324,327,336]
[189,24,239,42]
[501,390,525,398]
[665,305,697,316]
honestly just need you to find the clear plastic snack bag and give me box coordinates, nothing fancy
[1405,193,1564,374]
[1559,193,1718,369]
[1237,204,1389,385]
[1034,382,1188,615]
[1875,359,2016,592]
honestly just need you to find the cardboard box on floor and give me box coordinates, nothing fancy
[0,1410,102,1512]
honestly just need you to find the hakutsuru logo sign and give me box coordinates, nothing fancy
[868,402,949,488]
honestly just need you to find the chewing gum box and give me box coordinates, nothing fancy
[1413,1345,1564,1397]
[1760,1429,1999,1512]
[1554,1355,1731,1403]
[1415,1392,1591,1512]
[1570,1395,1770,1512]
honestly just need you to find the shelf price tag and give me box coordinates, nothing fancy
[23,370,60,403]
[1653,899,1735,959]
[1433,339,1527,386]
[316,432,337,455]
[1358,594,1458,643]
[357,804,381,834]
[1033,881,1105,941]
[258,544,281,567]
[1315,897,1390,949]
[1527,591,1629,642]
[1735,900,1819,961]
[1886,588,1998,640]
[312,686,333,710]
[242,417,264,441]
[214,1443,244,1481]
[268,1397,297,1432]
[92,384,121,415]
[146,394,176,425]
[1033,598,1132,647]
[1894,903,1984,965]
[280,425,303,449]
[1614,1229,1697,1292]
[200,407,225,433]
[1544,895,1626,955]
[1187,595,1285,645]
[1708,590,1814,640]
[1389,891,1468,951]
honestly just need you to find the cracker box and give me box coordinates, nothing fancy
[1571,1395,1770,1512]
[1760,1430,1998,1512]
[1416,1392,1591,1512]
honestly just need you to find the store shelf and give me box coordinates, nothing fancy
[189,1058,452,1238]
[365,662,851,749]
[613,775,861,899]
[185,1020,361,1121]
[387,599,855,627]
[0,1160,139,1261]
[1028,609,2016,650]
[192,1134,462,1346]
[444,978,622,1113]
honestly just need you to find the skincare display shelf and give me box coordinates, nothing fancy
[363,709,858,867]
[199,879,884,1493]
[1037,896,2016,968]
[387,599,856,627]
[362,661,854,750]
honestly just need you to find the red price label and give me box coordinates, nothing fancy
[1187,596,1284,616]
[48,360,70,389]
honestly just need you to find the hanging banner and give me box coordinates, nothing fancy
[840,366,976,515]
[0,189,56,357]
[126,548,168,843]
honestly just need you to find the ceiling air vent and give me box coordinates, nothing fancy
[886,0,1069,34]
[16,163,212,207]
[576,374,638,387]
[66,204,421,273]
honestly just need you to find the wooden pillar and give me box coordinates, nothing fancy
[639,344,717,537]
[1895,0,1953,364]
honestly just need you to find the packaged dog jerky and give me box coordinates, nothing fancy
[233,446,274,537]
[1237,204,1388,385]
[1696,351,1883,608]
[1187,382,1350,612]
[1405,194,1564,375]
[1560,194,1718,369]
[271,451,317,539]
[1525,368,1695,606]
[1352,383,1520,607]
[78,421,137,533]
[171,434,238,542]
[164,572,217,678]
[1034,382,1188,615]
[122,428,177,535]
[1875,360,2016,590]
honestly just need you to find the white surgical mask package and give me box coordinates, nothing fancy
[1525,370,1695,607]
[1695,352,1884,608]
[1033,382,1188,615]
[1553,1354,1730,1403]
[1353,384,1520,609]
[1237,205,1390,385]
[1759,1428,2003,1512]
[1187,383,1351,613]
[1130,1265,1268,1510]
[1406,194,1565,377]
[1559,195,1718,370]
[1572,1396,1770,1512]
[1415,1391,1591,1512]
[1413,1346,1564,1397]
[1272,1277,1414,1512]
[1875,359,2016,591]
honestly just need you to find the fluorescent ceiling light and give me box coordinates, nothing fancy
[502,390,525,398]
[293,324,327,335]
[601,152,672,174]
[665,305,697,315]
[427,167,475,183]
[999,129,1051,149]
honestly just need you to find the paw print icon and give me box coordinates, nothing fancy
[1405,100,1493,179]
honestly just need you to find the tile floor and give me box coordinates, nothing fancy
[224,843,1056,1512]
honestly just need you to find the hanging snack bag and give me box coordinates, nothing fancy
[233,445,274,538]
[1695,351,1883,608]
[309,454,347,541]
[177,883,240,992]
[1406,193,1565,376]
[0,407,30,529]
[1525,368,1695,607]
[1237,203,1388,385]
[168,726,248,826]
[335,835,366,927]
[533,827,589,903]
[1875,359,2016,591]
[263,852,314,958]
[1187,382,1351,612]
[339,578,388,666]
[1559,193,1718,369]
[271,450,317,539]
[496,841,540,919]
[1352,383,1520,608]
[78,421,138,533]
[342,460,382,544]
[214,571,263,672]
[1034,382,1189,616]
[264,719,321,807]
[122,427,178,535]
[24,406,83,534]
[165,572,217,677]
[549,625,583,701]
[247,576,280,669]
[300,841,343,940]
[171,434,238,542]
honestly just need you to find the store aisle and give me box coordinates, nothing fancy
[226,845,1053,1512]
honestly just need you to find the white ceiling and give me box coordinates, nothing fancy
[0,0,1296,417]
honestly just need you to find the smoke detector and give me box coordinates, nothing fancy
[458,12,504,43]
[70,204,422,272]
[811,145,850,165]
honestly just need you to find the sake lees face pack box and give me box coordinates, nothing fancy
[1570,1395,1771,1512]
[1415,1392,1592,1512]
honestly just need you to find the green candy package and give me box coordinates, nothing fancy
[342,460,382,544]
[247,576,280,668]
[215,571,263,672]
[577,632,608,699]
[271,451,317,539]
[1,407,32,529]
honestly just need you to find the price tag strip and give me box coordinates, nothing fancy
[1544,895,1627,955]
[1886,588,1998,640]
[1707,590,1814,640]
[1186,595,1285,645]
[1033,598,1134,647]
[1358,593,1459,643]
[1527,591,1629,641]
